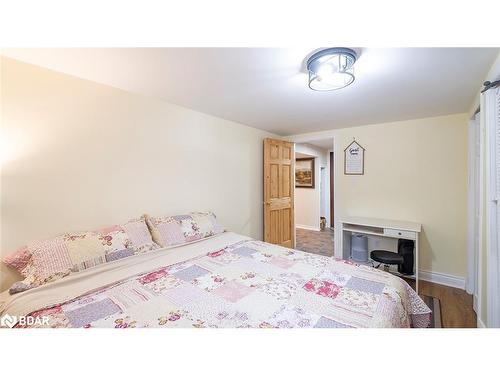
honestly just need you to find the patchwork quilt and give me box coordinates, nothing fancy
[7,234,431,328]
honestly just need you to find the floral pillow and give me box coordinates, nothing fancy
[3,217,160,294]
[145,212,225,248]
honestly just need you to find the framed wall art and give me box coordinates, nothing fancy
[295,157,315,188]
[344,140,365,175]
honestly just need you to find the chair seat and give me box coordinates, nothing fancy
[370,250,404,265]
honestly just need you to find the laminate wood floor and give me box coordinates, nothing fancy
[406,278,477,328]
[295,228,476,328]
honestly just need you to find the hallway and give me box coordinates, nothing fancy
[295,228,334,257]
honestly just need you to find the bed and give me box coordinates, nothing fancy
[1,231,431,328]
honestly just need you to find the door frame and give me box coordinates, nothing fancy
[330,151,334,228]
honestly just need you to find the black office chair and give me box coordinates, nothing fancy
[370,250,404,272]
[370,239,414,275]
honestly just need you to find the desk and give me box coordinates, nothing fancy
[339,216,422,292]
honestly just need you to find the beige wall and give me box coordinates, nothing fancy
[334,114,469,278]
[291,113,469,279]
[0,57,274,291]
[295,181,320,230]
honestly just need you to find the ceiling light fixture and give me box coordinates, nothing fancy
[307,48,357,91]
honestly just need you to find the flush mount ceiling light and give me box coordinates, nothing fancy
[307,48,357,91]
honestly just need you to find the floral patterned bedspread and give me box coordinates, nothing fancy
[17,238,431,328]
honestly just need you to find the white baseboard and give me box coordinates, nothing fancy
[295,224,320,231]
[473,294,479,313]
[477,317,486,328]
[419,270,466,290]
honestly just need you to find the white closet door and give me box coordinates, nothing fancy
[495,89,500,324]
[466,114,480,304]
[474,112,481,308]
[496,88,500,205]
[485,86,500,327]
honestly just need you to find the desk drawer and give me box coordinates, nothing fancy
[383,228,416,240]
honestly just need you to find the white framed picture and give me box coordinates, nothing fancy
[344,140,365,175]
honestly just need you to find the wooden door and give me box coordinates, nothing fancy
[263,138,295,248]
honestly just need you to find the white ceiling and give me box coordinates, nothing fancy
[2,48,498,136]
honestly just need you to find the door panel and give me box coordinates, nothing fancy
[264,138,295,248]
[281,208,292,246]
[270,143,280,160]
[268,209,280,244]
[282,165,291,198]
[270,164,279,198]
[282,143,292,159]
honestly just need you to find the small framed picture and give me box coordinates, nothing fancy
[295,157,315,188]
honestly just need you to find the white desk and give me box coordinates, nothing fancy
[339,216,422,292]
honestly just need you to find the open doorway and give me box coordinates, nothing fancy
[294,138,334,256]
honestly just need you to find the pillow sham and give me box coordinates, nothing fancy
[3,246,31,273]
[3,217,160,294]
[145,211,225,248]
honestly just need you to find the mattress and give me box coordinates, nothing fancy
[0,232,431,328]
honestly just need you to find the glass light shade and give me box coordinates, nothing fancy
[307,48,357,91]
